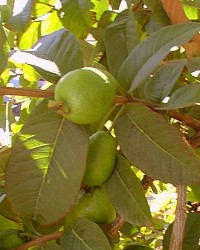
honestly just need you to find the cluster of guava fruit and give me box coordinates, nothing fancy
[54,67,118,226]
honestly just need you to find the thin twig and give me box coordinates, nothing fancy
[15,231,62,250]
[0,86,54,98]
[169,185,187,250]
[168,110,200,131]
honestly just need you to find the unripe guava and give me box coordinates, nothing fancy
[54,67,117,124]
[0,230,26,250]
[65,186,116,228]
[83,131,116,186]
[0,5,11,23]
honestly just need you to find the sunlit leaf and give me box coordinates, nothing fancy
[60,218,112,250]
[6,100,89,225]
[118,22,200,91]
[59,0,96,39]
[180,0,200,8]
[114,103,200,185]
[9,29,83,83]
[105,155,152,226]
[17,22,41,49]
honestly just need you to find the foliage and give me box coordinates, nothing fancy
[0,0,200,249]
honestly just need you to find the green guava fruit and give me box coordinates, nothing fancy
[0,5,11,23]
[83,131,117,186]
[54,67,117,124]
[65,186,116,228]
[0,230,26,250]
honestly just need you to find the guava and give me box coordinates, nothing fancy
[83,131,117,186]
[0,5,11,23]
[65,186,116,228]
[54,67,117,124]
[0,230,26,250]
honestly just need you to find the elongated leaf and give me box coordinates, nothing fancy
[5,0,34,32]
[60,218,112,250]
[165,84,200,110]
[6,100,89,225]
[10,29,83,83]
[105,155,152,226]
[59,0,96,39]
[144,60,186,102]
[180,0,200,8]
[0,24,10,74]
[17,22,41,49]
[105,11,140,77]
[114,103,200,185]
[163,213,200,250]
[118,22,200,91]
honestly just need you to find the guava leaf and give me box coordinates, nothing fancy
[59,0,96,39]
[118,22,200,91]
[105,155,152,226]
[6,100,89,225]
[180,0,200,8]
[105,11,140,77]
[144,60,186,103]
[9,29,83,83]
[0,23,10,74]
[114,103,200,185]
[5,0,34,32]
[163,84,200,110]
[17,22,41,49]
[163,213,200,250]
[60,218,112,250]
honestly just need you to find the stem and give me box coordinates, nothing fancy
[1,86,200,132]
[168,110,200,131]
[169,185,187,250]
[15,231,62,250]
[0,86,54,98]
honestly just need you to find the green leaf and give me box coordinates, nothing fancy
[105,155,152,226]
[40,11,63,36]
[10,28,84,83]
[144,60,186,103]
[188,184,200,201]
[59,0,96,39]
[0,215,19,231]
[164,84,200,110]
[163,213,200,250]
[91,0,109,21]
[5,0,34,32]
[17,22,41,50]
[0,23,9,74]
[114,103,200,185]
[180,0,200,8]
[6,100,89,225]
[144,0,170,25]
[105,11,140,77]
[60,218,112,250]
[109,0,122,10]
[118,22,200,91]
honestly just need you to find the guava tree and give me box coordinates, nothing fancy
[0,0,200,249]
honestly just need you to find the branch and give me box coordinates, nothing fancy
[15,231,62,250]
[0,86,54,98]
[169,185,187,250]
[1,86,200,133]
[168,110,200,131]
